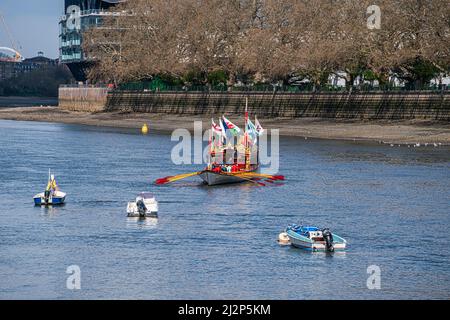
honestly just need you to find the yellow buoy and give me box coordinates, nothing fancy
[141,123,149,134]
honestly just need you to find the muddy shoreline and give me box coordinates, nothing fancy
[1,106,449,145]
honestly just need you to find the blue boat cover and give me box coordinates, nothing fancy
[301,226,319,231]
[287,224,319,235]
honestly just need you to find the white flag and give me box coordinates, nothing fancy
[255,117,264,136]
[212,119,225,137]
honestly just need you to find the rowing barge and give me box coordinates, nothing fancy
[200,99,262,186]
[155,99,284,186]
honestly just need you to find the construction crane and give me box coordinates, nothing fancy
[0,9,23,62]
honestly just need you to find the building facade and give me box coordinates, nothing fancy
[59,0,125,81]
[0,61,15,81]
[0,52,57,82]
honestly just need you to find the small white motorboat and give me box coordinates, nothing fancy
[285,224,347,252]
[127,192,158,217]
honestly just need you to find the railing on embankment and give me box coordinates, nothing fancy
[59,87,450,121]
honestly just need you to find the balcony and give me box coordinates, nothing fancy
[60,9,125,22]
[60,40,81,48]
[60,53,82,62]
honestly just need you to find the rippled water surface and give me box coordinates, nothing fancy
[0,120,449,299]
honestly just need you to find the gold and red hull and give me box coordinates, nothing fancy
[199,166,258,186]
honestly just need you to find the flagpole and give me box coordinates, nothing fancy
[245,97,250,170]
[208,119,213,169]
[255,116,260,166]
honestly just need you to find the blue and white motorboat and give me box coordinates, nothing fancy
[33,190,66,206]
[285,224,347,252]
[33,171,66,206]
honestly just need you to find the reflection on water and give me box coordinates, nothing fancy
[38,205,65,216]
[0,120,449,300]
[126,217,159,230]
[203,182,255,213]
[283,245,348,258]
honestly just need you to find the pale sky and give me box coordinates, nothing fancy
[0,0,64,59]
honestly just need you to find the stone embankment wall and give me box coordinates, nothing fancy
[60,88,450,121]
[59,87,109,112]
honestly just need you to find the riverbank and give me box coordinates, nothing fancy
[1,106,450,145]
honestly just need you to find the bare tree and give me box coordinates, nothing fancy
[83,0,450,89]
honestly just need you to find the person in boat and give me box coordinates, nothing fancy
[211,163,222,173]
[46,175,58,195]
[221,165,232,173]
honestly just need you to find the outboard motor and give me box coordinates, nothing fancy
[44,190,51,205]
[136,199,147,218]
[322,228,334,252]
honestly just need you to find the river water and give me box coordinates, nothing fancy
[0,119,449,300]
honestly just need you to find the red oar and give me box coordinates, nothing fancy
[155,171,283,187]
[155,176,174,185]
[237,173,285,181]
[234,174,266,186]
[228,173,266,186]
[155,171,204,185]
